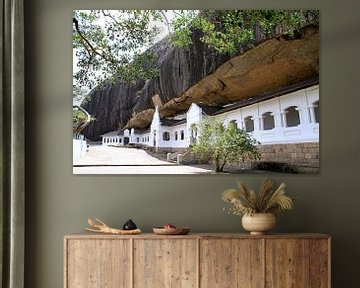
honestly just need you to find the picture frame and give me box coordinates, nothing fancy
[72,9,320,175]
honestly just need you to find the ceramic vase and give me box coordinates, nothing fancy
[242,213,276,235]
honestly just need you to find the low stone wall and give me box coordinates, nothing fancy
[179,142,319,174]
[179,149,210,165]
[252,142,319,173]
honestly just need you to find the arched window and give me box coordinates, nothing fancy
[163,132,170,141]
[313,100,319,123]
[262,112,275,130]
[175,131,178,141]
[136,137,139,143]
[180,130,185,140]
[244,116,254,132]
[285,106,300,127]
[229,119,238,128]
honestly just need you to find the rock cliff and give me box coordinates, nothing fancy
[83,25,319,140]
[82,29,230,140]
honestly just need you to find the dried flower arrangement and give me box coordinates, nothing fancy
[222,179,294,216]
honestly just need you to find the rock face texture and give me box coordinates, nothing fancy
[83,25,319,140]
[82,30,230,140]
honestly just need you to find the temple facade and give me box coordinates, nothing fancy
[101,79,319,151]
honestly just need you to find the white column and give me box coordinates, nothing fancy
[281,112,287,128]
[297,106,311,125]
[253,117,260,131]
[259,116,264,131]
[239,121,244,130]
[309,105,316,124]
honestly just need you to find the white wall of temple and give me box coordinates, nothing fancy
[101,129,130,146]
[102,135,123,146]
[186,103,204,146]
[219,85,319,144]
[150,106,161,147]
[157,123,188,148]
[100,85,319,148]
[73,139,87,160]
[130,132,152,146]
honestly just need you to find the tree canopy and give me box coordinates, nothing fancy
[192,120,260,172]
[73,10,318,91]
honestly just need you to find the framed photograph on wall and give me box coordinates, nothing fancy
[72,10,319,175]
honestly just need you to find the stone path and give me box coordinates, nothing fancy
[73,144,214,174]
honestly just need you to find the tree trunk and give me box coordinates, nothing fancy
[220,159,227,172]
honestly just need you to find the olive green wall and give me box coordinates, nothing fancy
[24,0,360,287]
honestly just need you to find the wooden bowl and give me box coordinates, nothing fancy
[153,227,190,235]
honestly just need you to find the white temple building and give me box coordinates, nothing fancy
[101,79,319,150]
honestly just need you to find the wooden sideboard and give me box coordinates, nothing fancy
[64,233,330,288]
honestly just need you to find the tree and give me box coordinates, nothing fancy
[73,106,93,137]
[73,10,163,89]
[192,120,260,172]
[73,10,318,90]
[171,10,319,55]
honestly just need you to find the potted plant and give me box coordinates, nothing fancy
[222,179,294,235]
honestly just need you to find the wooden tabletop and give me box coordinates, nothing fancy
[64,232,330,240]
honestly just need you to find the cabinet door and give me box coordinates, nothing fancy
[65,239,131,288]
[200,239,264,288]
[266,239,309,287]
[265,239,329,288]
[309,239,330,288]
[134,239,198,288]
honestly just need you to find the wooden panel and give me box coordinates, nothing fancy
[265,239,310,288]
[133,239,198,288]
[309,239,330,288]
[64,234,330,288]
[66,239,131,288]
[200,239,264,288]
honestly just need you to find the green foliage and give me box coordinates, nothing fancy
[222,179,294,216]
[171,10,318,55]
[192,119,260,172]
[73,106,94,135]
[73,10,318,90]
[73,109,88,126]
[73,10,163,89]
